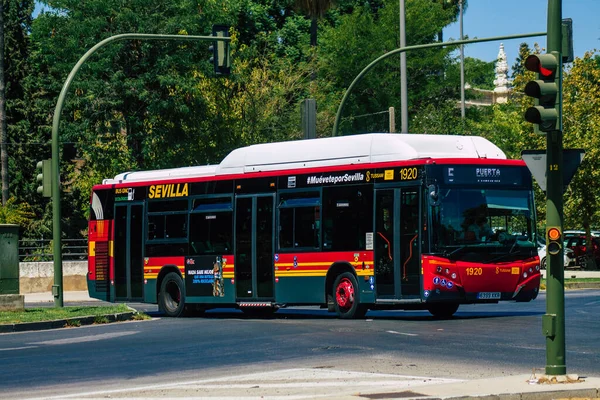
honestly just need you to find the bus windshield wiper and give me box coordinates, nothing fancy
[446,245,467,257]
[485,241,522,263]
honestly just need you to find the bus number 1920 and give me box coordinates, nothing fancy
[466,267,482,276]
[399,167,418,180]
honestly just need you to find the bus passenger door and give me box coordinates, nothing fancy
[235,195,275,301]
[114,203,144,301]
[375,188,421,299]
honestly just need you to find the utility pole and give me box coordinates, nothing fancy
[399,0,408,132]
[521,0,565,375]
[543,0,565,376]
[459,0,465,121]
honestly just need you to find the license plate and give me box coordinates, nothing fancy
[477,292,501,300]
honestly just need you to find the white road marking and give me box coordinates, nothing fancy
[29,331,138,346]
[386,330,418,336]
[25,368,463,400]
[0,345,38,351]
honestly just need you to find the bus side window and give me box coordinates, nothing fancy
[323,185,373,251]
[190,210,233,255]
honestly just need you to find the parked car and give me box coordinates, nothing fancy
[564,230,600,237]
[537,242,576,270]
[564,235,600,269]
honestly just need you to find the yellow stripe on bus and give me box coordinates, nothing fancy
[89,241,95,257]
[276,270,373,277]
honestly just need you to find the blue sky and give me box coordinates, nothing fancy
[444,0,600,64]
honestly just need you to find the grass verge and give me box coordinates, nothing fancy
[0,304,148,325]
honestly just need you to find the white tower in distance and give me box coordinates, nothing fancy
[493,43,509,104]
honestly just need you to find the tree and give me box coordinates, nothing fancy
[315,0,461,136]
[454,57,495,90]
[0,1,6,205]
[20,0,313,239]
[294,0,334,47]
[1,0,33,205]
[562,51,600,235]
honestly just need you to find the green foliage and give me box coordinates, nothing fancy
[1,0,597,244]
[447,57,496,90]
[562,51,600,231]
[316,0,459,135]
[0,197,35,229]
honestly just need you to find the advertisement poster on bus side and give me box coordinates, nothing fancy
[185,256,225,297]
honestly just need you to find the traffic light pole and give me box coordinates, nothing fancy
[50,33,230,307]
[332,31,545,137]
[544,0,566,376]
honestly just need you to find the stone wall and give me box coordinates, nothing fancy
[19,261,87,293]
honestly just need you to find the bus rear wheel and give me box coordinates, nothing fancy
[427,303,459,319]
[159,272,185,317]
[333,272,367,319]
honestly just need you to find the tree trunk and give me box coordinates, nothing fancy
[310,17,317,81]
[0,2,8,205]
[310,17,317,47]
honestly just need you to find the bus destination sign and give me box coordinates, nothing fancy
[443,166,523,185]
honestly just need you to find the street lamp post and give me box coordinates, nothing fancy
[399,0,408,132]
[50,33,230,307]
[459,0,465,121]
[332,31,545,137]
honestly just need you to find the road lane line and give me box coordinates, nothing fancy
[0,345,38,351]
[29,331,138,346]
[386,330,418,336]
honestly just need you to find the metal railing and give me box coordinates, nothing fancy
[18,238,88,262]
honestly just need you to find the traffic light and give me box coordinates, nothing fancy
[523,52,559,133]
[36,159,52,198]
[209,25,231,76]
[546,227,562,256]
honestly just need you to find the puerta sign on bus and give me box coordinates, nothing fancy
[442,165,524,185]
[521,149,585,193]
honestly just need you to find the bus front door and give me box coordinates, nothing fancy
[375,188,421,299]
[235,195,275,302]
[114,202,144,301]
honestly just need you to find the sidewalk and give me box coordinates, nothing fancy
[24,290,99,303]
[542,270,600,278]
[22,270,599,304]
[395,373,600,400]
[59,368,600,399]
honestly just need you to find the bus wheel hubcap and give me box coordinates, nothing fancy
[336,278,355,309]
[167,282,180,307]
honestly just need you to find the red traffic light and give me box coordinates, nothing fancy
[548,227,561,241]
[547,227,562,255]
[525,54,558,79]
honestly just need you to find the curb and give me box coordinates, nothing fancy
[0,311,137,334]
[564,282,600,289]
[403,387,600,400]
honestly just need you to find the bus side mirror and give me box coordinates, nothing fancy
[428,184,440,206]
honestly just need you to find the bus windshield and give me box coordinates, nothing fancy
[431,188,536,261]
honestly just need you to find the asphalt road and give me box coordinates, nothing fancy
[1,289,598,399]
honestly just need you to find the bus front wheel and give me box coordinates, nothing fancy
[427,303,459,319]
[333,272,367,319]
[159,272,186,317]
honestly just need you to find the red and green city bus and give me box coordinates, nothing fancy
[87,133,541,318]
